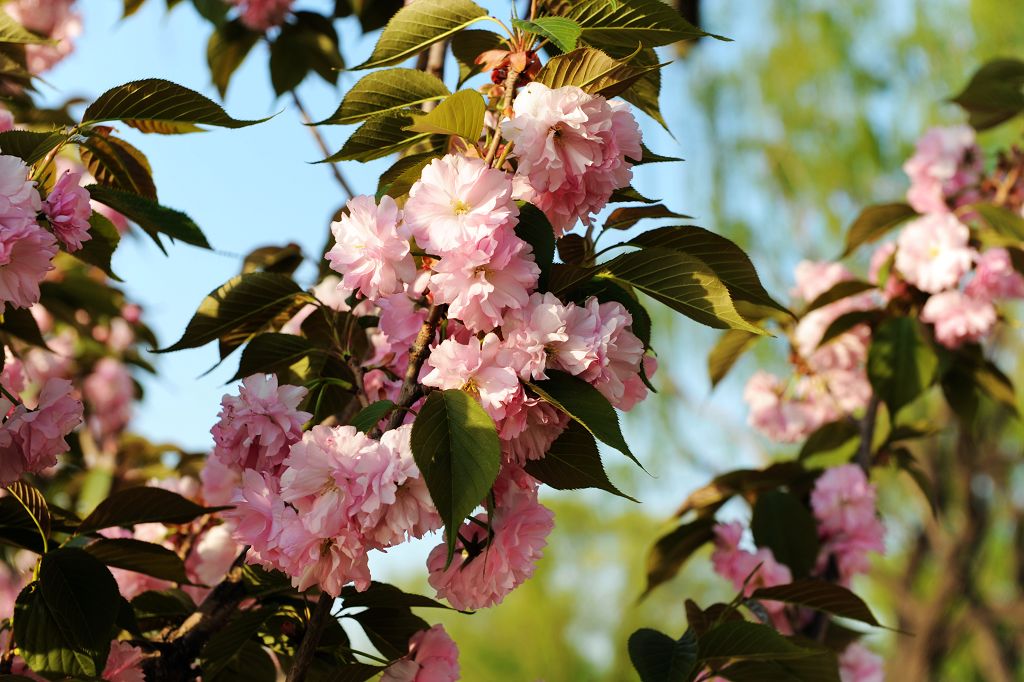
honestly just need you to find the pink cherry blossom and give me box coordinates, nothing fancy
[83,358,134,444]
[422,334,522,422]
[427,473,553,610]
[404,154,518,253]
[43,170,91,251]
[326,195,415,301]
[966,247,1024,300]
[280,275,352,335]
[224,469,287,569]
[282,524,371,596]
[0,221,56,311]
[102,640,147,682]
[381,625,461,682]
[0,378,82,486]
[211,374,310,474]
[895,213,973,293]
[429,231,539,332]
[903,125,982,214]
[231,0,293,31]
[920,290,996,349]
[5,0,81,74]
[0,109,13,133]
[711,521,793,594]
[792,261,875,373]
[811,465,885,583]
[501,292,573,380]
[200,452,241,506]
[838,643,884,682]
[0,155,41,220]
[868,242,908,301]
[502,83,641,234]
[576,299,648,410]
[363,425,441,547]
[497,394,568,465]
[186,524,241,587]
[792,260,855,303]
[743,371,865,444]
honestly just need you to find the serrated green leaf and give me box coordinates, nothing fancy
[643,517,715,597]
[751,490,820,579]
[354,0,488,70]
[78,487,226,533]
[603,204,690,231]
[868,317,939,416]
[798,419,860,463]
[698,621,817,663]
[0,8,52,44]
[513,17,581,52]
[818,309,882,348]
[0,129,65,164]
[85,538,190,584]
[322,110,434,163]
[708,329,761,388]
[207,19,260,98]
[524,421,636,501]
[5,481,50,547]
[628,628,697,682]
[601,246,766,334]
[565,0,721,49]
[410,389,501,561]
[804,280,875,313]
[752,580,882,627]
[230,332,321,383]
[406,89,485,140]
[951,58,1024,131]
[159,272,305,353]
[79,131,157,200]
[527,370,642,468]
[339,581,451,610]
[0,306,48,347]
[316,68,450,125]
[201,607,275,680]
[85,184,209,251]
[350,399,396,433]
[534,46,664,99]
[82,78,268,132]
[840,203,916,257]
[450,29,504,87]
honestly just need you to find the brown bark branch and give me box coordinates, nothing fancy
[291,90,356,200]
[286,592,335,682]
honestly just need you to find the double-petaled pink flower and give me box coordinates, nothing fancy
[327,194,416,302]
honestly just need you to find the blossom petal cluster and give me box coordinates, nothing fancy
[381,625,460,682]
[810,464,885,583]
[0,378,83,487]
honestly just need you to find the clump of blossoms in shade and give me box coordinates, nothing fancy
[838,643,885,682]
[42,170,92,251]
[0,154,53,311]
[903,125,982,214]
[381,625,460,682]
[229,0,293,31]
[0,377,83,487]
[811,464,885,584]
[4,0,82,75]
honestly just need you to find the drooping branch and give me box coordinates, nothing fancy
[291,90,356,200]
[285,592,335,682]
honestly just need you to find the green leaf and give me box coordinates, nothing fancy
[85,538,190,584]
[348,606,428,659]
[450,29,504,87]
[970,202,1024,241]
[131,588,197,622]
[708,329,761,388]
[15,548,120,677]
[322,111,434,163]
[314,663,388,682]
[624,226,787,314]
[601,247,766,334]
[207,19,260,98]
[751,579,882,627]
[524,421,637,501]
[750,490,820,579]
[698,621,817,663]
[410,389,501,561]
[82,78,268,133]
[269,14,344,96]
[230,332,321,383]
[0,129,65,164]
[840,203,916,257]
[85,184,210,251]
[714,651,841,682]
[515,202,556,283]
[609,186,659,204]
[406,89,485,140]
[354,0,488,70]
[534,46,664,99]
[339,581,451,610]
[201,607,275,681]
[350,399,396,433]
[79,131,157,200]
[628,628,697,682]
[604,205,690,231]
[5,481,50,546]
[818,309,882,348]
[643,517,716,597]
[0,307,48,347]
[631,143,682,165]
[317,68,449,125]
[527,370,641,467]
[565,0,720,49]
[0,8,52,44]
[951,58,1024,131]
[78,487,226,533]
[160,272,305,352]
[798,419,860,463]
[513,17,581,52]
[868,317,939,416]
[673,462,809,518]
[804,280,875,313]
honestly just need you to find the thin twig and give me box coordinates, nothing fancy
[375,304,444,437]
[290,90,355,200]
[286,592,334,682]
[855,394,880,471]
[483,66,522,167]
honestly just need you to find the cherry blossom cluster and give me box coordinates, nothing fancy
[4,0,82,75]
[745,125,1024,444]
[229,0,294,31]
[709,464,885,681]
[0,153,93,311]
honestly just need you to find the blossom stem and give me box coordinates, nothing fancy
[483,66,523,167]
[290,90,355,200]
[494,140,515,170]
[378,304,444,435]
[855,394,881,471]
[0,383,20,407]
[286,592,335,682]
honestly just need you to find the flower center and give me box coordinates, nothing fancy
[452,199,472,215]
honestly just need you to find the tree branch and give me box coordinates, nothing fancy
[291,90,355,200]
[286,592,335,682]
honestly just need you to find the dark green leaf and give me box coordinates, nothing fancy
[868,317,939,415]
[513,17,581,52]
[715,651,841,682]
[4,481,50,545]
[534,46,664,99]
[207,19,260,98]
[565,0,721,49]
[524,421,637,501]
[751,579,882,627]
[230,332,320,383]
[242,243,304,275]
[0,306,47,347]
[85,538,190,583]
[131,588,197,621]
[698,621,816,662]
[201,607,274,681]
[804,280,875,313]
[798,420,860,463]
[72,211,122,280]
[604,205,690,231]
[818,309,882,348]
[354,0,488,70]
[450,29,504,87]
[643,517,715,597]
[527,370,641,467]
[628,628,697,682]
[515,202,556,290]
[78,486,226,533]
[86,184,210,250]
[951,58,1024,131]
[410,389,501,561]
[350,399,396,433]
[840,203,916,257]
[609,186,659,204]
[348,607,428,659]
[340,581,451,610]
[317,68,450,125]
[160,272,305,352]
[322,111,434,163]
[314,663,387,682]
[0,129,65,164]
[631,143,682,165]
[750,490,820,579]
[406,89,485,140]
[79,130,157,199]
[708,329,760,388]
[82,78,267,132]
[15,548,120,677]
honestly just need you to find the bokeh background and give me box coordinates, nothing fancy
[36,1,1024,678]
